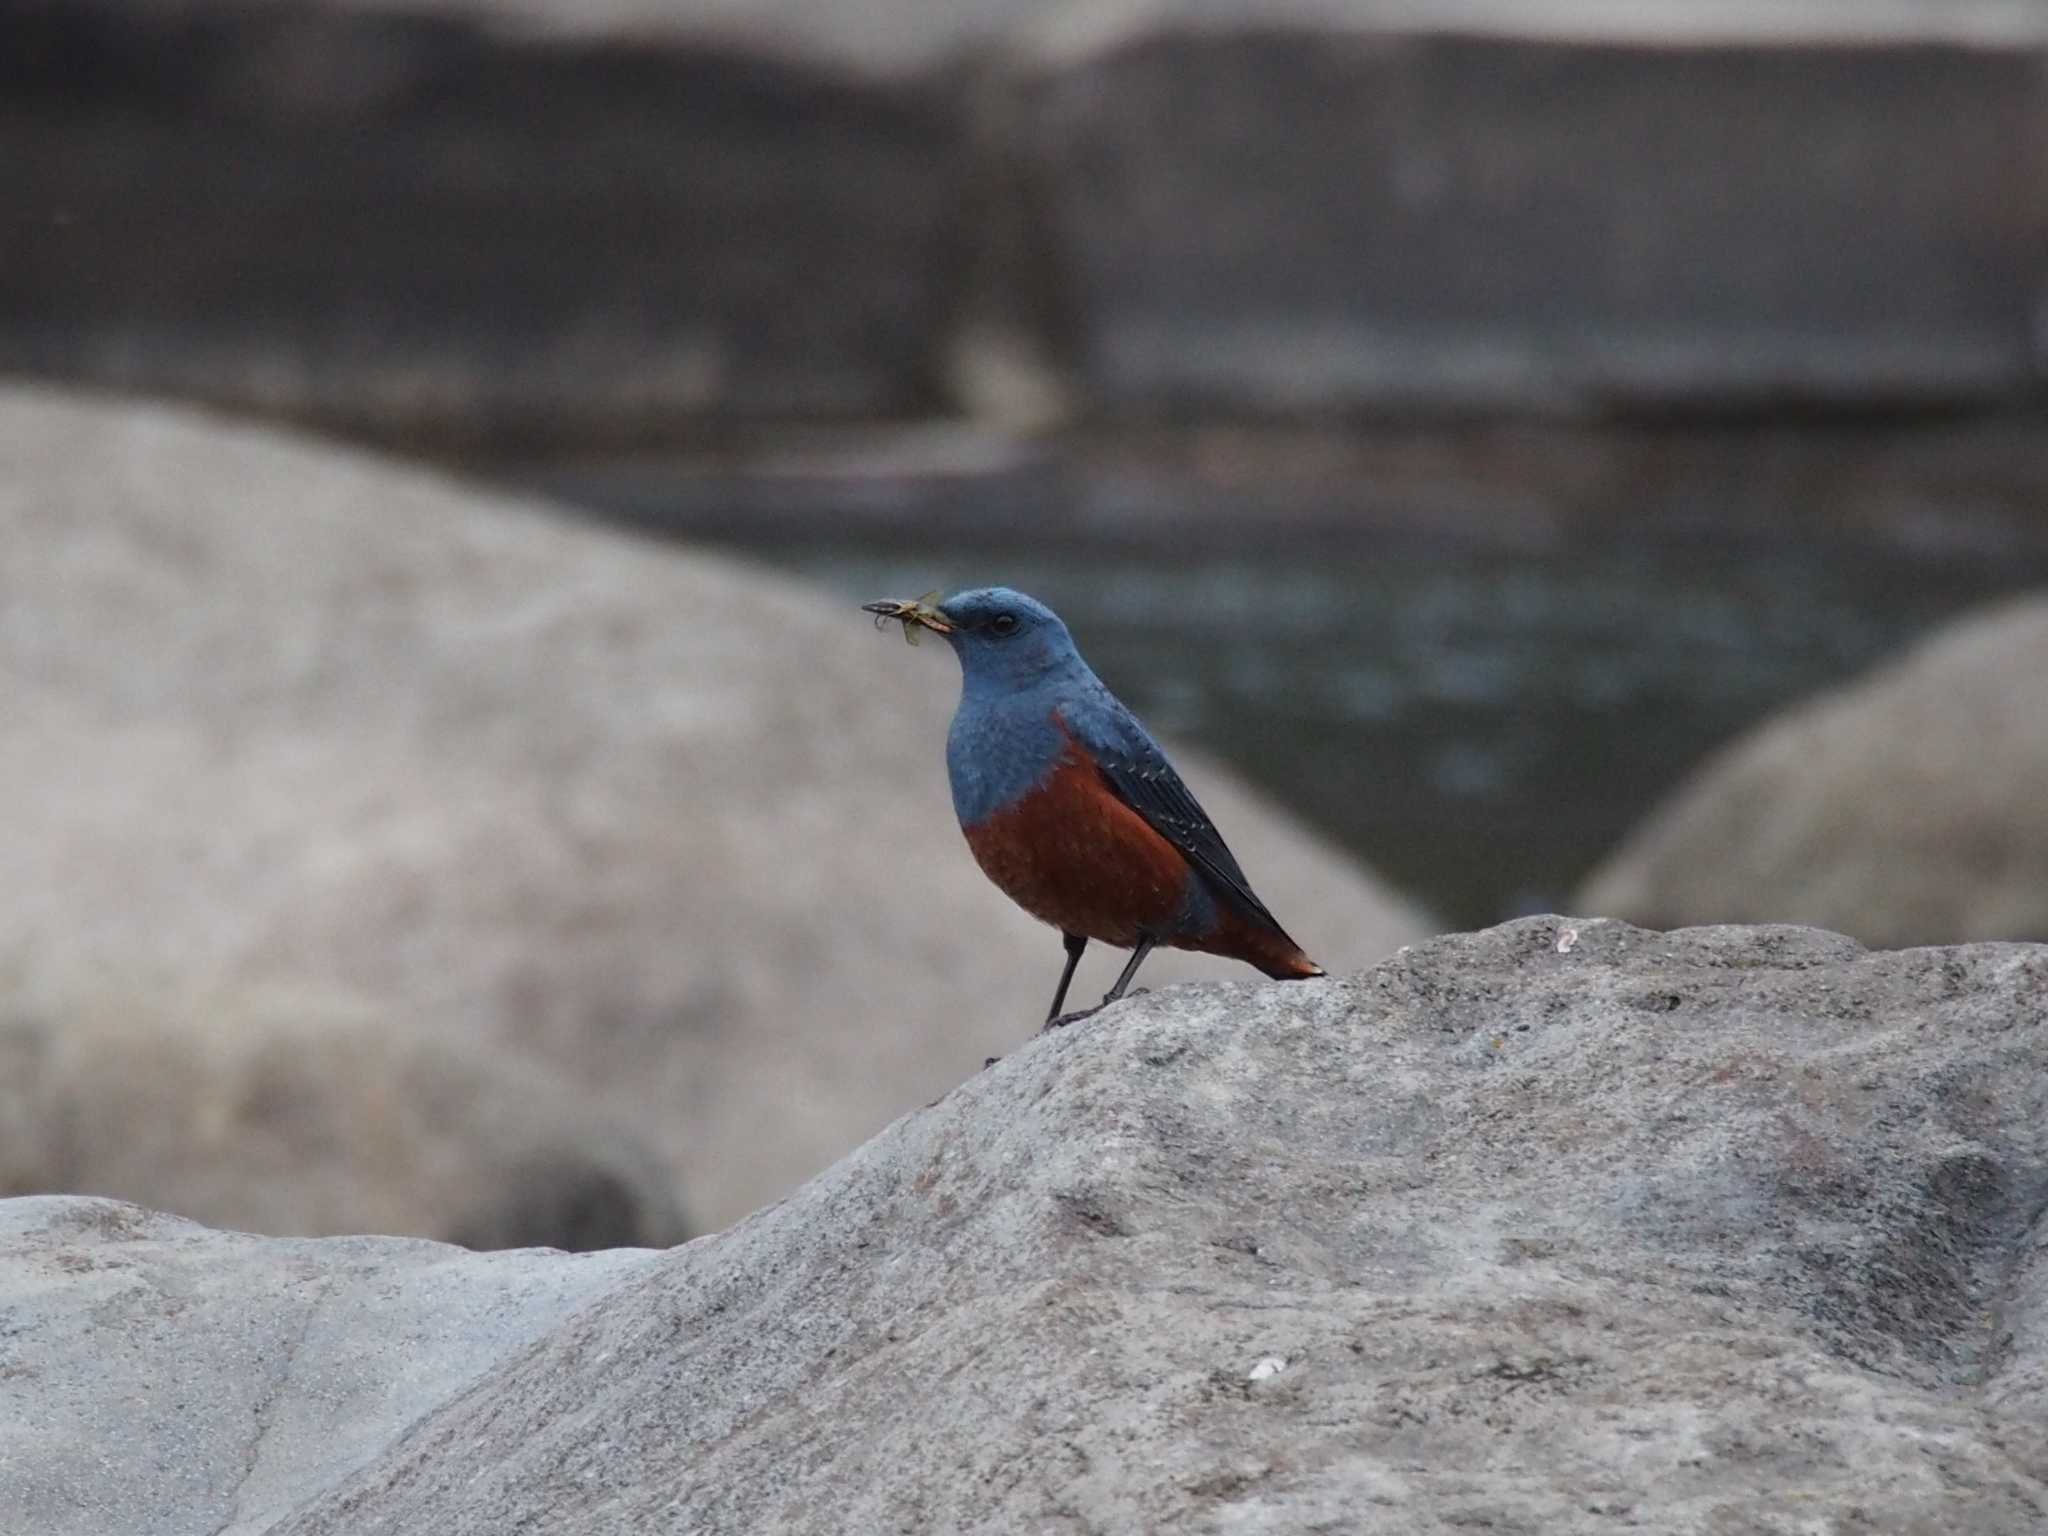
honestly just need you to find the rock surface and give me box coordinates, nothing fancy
[1579,594,2048,947]
[0,1197,659,1536]
[0,991,689,1252]
[0,384,1430,1230]
[7,918,2048,1533]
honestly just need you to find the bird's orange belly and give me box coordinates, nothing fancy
[961,756,1193,946]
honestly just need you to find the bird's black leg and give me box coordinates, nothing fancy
[1043,933,1161,1034]
[1044,932,1088,1025]
[1102,935,1157,1007]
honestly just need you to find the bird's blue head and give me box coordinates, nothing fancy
[934,587,1080,696]
[863,586,1083,698]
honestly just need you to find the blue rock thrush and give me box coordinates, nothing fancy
[863,586,1325,1027]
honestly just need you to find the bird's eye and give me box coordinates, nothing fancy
[990,613,1019,637]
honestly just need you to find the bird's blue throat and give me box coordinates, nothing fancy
[945,677,1069,826]
[933,586,1096,826]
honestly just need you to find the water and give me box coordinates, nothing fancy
[759,533,2043,929]
[514,427,2048,929]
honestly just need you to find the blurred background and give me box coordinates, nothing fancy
[4,0,2047,1247]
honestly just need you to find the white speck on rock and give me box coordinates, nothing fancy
[1556,927,1579,954]
[1248,1356,1288,1381]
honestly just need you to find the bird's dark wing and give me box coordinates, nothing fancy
[1065,700,1282,930]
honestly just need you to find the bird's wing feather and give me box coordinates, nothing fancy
[1061,699,1281,930]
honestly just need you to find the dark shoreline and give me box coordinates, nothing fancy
[496,414,2048,556]
[7,1,2043,448]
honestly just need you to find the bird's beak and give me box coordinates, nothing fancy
[862,593,954,644]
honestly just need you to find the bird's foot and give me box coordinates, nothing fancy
[1041,1004,1102,1034]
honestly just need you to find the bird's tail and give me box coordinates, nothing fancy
[1197,906,1327,980]
[1263,946,1327,981]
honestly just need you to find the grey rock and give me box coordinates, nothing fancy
[0,1197,658,1536]
[0,992,690,1252]
[1579,595,2048,947]
[10,918,2048,1533]
[0,384,1431,1229]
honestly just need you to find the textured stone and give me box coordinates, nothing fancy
[1579,595,2048,946]
[0,992,689,1252]
[7,918,2048,1533]
[0,1197,657,1536]
[0,384,1430,1229]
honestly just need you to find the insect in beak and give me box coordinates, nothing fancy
[861,592,954,645]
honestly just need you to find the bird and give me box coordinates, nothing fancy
[862,586,1325,1028]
